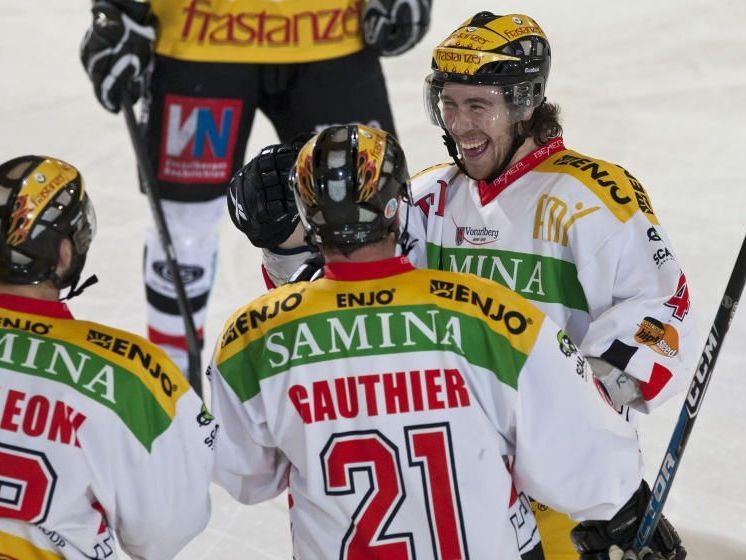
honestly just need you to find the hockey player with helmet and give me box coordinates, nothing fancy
[229,11,696,559]
[0,156,214,558]
[211,124,683,560]
[78,0,432,374]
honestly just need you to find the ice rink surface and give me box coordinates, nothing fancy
[1,1,745,557]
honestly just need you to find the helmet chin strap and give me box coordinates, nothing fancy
[442,123,528,182]
[58,273,99,301]
[51,252,99,301]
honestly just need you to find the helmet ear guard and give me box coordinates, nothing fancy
[290,124,411,253]
[0,155,97,296]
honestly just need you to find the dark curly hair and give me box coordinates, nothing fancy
[522,101,563,144]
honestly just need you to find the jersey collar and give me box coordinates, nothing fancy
[0,293,74,319]
[324,257,414,281]
[477,137,565,206]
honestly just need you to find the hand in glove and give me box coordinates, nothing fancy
[571,481,686,560]
[80,0,155,112]
[362,0,432,56]
[227,135,312,249]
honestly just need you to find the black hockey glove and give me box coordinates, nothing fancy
[227,136,311,249]
[80,0,155,113]
[362,0,432,56]
[571,481,686,560]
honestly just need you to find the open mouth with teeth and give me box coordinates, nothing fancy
[458,138,489,159]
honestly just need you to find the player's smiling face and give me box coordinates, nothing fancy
[440,83,516,180]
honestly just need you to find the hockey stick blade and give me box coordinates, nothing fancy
[634,233,746,551]
[121,94,203,397]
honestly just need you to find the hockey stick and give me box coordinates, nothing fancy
[121,94,203,397]
[634,233,746,551]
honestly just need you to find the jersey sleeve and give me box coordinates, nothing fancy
[405,163,456,270]
[110,388,215,558]
[510,318,644,521]
[402,195,428,268]
[576,216,698,411]
[209,355,291,505]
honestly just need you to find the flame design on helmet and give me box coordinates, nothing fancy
[355,126,387,203]
[294,136,318,207]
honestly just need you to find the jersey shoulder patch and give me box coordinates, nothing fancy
[535,149,659,225]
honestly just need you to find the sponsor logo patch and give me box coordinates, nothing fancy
[634,316,679,357]
[428,279,531,334]
[653,247,675,268]
[533,194,599,246]
[159,94,242,184]
[453,218,500,246]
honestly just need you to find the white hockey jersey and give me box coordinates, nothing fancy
[0,294,215,559]
[406,137,697,415]
[210,257,643,559]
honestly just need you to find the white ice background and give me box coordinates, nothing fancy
[1,1,744,558]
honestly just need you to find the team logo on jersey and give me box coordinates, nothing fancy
[152,261,204,285]
[453,218,500,246]
[159,94,243,184]
[533,194,599,246]
[634,316,679,357]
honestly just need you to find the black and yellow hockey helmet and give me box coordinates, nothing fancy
[430,12,551,108]
[0,155,96,287]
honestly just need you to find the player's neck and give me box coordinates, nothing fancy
[322,235,397,264]
[509,136,539,167]
[0,282,60,302]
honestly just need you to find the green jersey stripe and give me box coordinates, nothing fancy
[427,243,589,312]
[0,329,172,450]
[218,304,531,402]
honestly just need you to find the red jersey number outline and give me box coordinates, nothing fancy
[0,443,57,524]
[321,423,468,560]
[665,272,691,321]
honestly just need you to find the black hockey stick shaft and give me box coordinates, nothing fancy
[121,95,203,397]
[634,233,746,550]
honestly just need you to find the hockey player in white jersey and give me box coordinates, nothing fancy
[212,124,684,560]
[229,11,696,559]
[0,156,215,558]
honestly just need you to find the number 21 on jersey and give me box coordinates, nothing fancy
[321,422,469,560]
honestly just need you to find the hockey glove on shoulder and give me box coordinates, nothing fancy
[362,0,432,56]
[227,135,311,249]
[571,481,686,560]
[80,0,155,113]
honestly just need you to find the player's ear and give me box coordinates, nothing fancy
[56,238,73,277]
